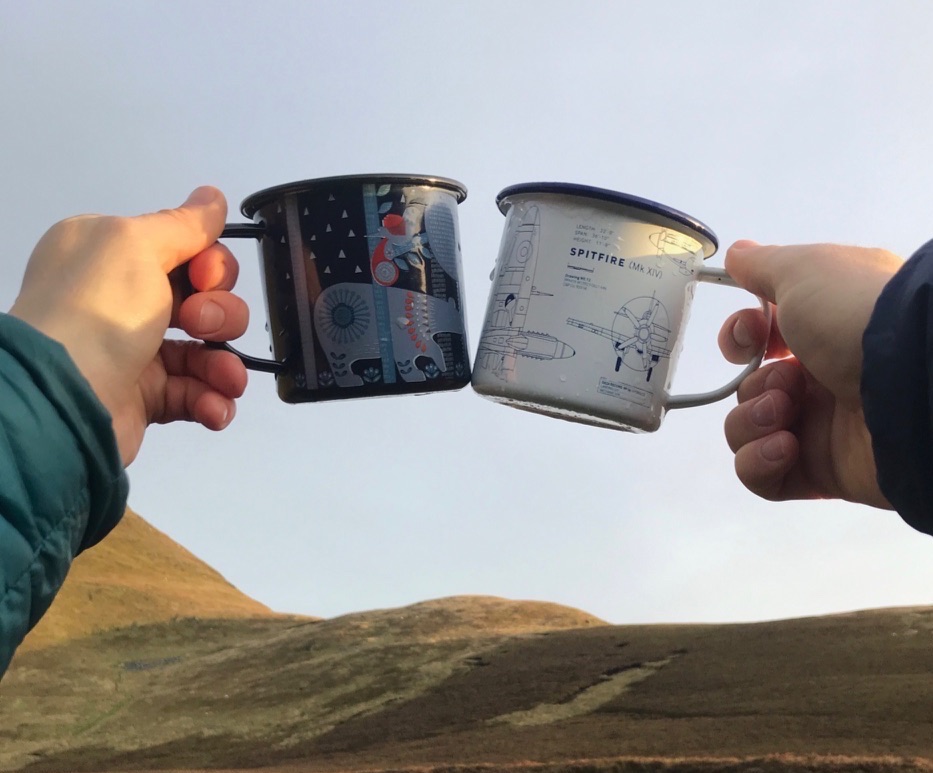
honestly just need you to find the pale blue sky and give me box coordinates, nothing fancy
[3,1,933,623]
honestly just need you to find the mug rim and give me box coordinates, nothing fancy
[496,182,718,258]
[241,174,468,218]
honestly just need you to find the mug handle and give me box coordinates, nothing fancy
[665,266,772,410]
[207,224,285,374]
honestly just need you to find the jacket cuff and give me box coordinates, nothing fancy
[0,313,128,551]
[861,240,933,536]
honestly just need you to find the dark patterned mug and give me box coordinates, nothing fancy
[220,175,471,403]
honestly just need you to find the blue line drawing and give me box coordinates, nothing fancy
[477,205,575,380]
[567,294,672,384]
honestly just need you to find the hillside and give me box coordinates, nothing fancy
[19,508,285,652]
[4,601,933,771]
[2,511,932,773]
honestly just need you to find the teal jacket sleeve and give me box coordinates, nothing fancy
[0,314,129,675]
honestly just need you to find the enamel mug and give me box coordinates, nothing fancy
[471,182,768,432]
[220,174,471,403]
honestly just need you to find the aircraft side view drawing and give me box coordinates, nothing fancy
[649,229,700,277]
[476,204,575,379]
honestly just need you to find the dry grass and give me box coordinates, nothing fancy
[5,605,933,772]
[19,509,292,652]
[3,511,932,773]
[74,754,933,773]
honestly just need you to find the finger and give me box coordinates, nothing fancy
[733,430,801,501]
[719,305,793,365]
[167,244,240,324]
[724,240,807,305]
[735,357,808,404]
[723,387,800,454]
[187,242,240,291]
[173,290,250,342]
[156,374,238,431]
[727,241,903,304]
[160,339,248,399]
[135,186,228,273]
[718,307,770,364]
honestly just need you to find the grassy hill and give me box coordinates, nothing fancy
[1,512,932,773]
[18,509,285,652]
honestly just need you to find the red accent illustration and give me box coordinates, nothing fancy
[371,214,407,287]
[402,291,431,354]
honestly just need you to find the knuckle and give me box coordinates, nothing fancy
[723,408,752,453]
[737,465,780,502]
[42,214,142,253]
[43,214,99,241]
[92,214,141,243]
[873,247,904,269]
[156,206,196,231]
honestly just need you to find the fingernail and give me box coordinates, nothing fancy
[763,366,788,392]
[199,300,225,333]
[751,393,776,426]
[184,186,219,207]
[733,318,754,349]
[730,239,761,252]
[761,435,786,462]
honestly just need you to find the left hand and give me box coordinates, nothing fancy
[9,186,249,466]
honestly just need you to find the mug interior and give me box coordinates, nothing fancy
[495,182,717,258]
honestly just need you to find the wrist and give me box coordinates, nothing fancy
[9,303,127,423]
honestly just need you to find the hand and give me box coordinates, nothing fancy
[9,186,249,466]
[718,240,903,508]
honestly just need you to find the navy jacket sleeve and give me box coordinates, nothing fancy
[862,239,933,536]
[0,314,129,675]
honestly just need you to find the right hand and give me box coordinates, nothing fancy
[717,240,903,508]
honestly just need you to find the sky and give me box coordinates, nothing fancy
[2,0,933,625]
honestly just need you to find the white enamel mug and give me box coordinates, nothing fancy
[471,183,769,433]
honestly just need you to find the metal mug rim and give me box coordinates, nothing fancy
[241,174,468,218]
[495,182,718,259]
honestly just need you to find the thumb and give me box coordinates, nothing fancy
[723,240,791,305]
[136,186,228,273]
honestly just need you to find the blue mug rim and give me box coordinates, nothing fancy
[496,182,718,258]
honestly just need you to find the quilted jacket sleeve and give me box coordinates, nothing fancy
[862,239,933,536]
[0,314,128,675]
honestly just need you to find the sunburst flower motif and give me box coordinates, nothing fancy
[319,289,371,345]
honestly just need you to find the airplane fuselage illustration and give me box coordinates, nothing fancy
[649,229,699,277]
[477,205,575,378]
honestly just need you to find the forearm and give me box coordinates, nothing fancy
[0,314,128,675]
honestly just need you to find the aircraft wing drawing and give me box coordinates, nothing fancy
[566,318,618,342]
[477,205,574,379]
[490,204,540,333]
